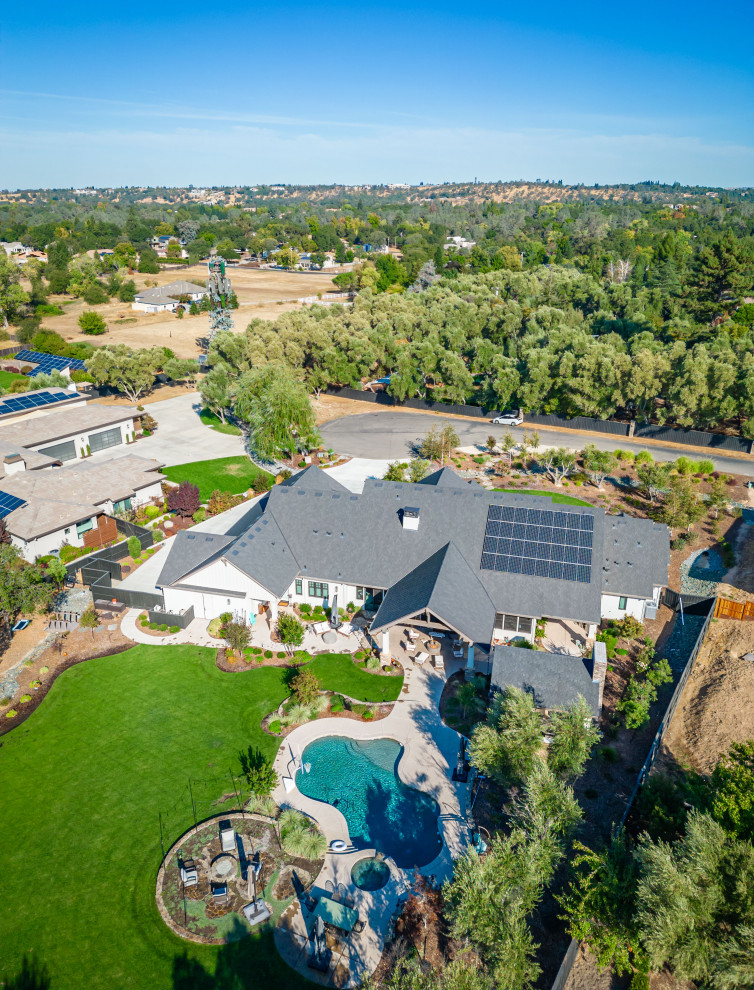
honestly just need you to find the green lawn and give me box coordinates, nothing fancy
[199,406,242,436]
[163,456,273,500]
[0,646,307,990]
[309,653,403,702]
[494,487,593,506]
[0,369,25,387]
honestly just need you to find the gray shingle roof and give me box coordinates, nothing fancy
[283,464,350,493]
[601,514,669,599]
[223,514,298,597]
[419,466,481,489]
[371,541,496,643]
[156,530,235,588]
[491,644,601,715]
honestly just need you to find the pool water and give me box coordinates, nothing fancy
[296,736,442,868]
[351,856,391,891]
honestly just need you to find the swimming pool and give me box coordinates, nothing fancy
[295,736,442,868]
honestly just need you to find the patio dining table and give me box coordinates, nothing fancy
[311,895,359,933]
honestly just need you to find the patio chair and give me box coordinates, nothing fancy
[434,654,445,670]
[212,884,230,905]
[453,646,464,658]
[353,920,365,934]
[414,652,428,665]
[220,828,235,853]
[180,866,198,887]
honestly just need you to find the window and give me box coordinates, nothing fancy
[76,518,93,537]
[356,587,364,601]
[518,617,533,634]
[503,614,518,632]
[295,579,302,596]
[308,581,329,599]
[64,527,71,535]
[618,597,627,611]
[113,497,132,514]
[88,427,123,453]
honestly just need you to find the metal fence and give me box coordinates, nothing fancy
[69,518,164,609]
[634,423,753,453]
[661,589,712,611]
[524,412,631,436]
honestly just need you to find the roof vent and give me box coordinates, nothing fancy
[315,492,323,497]
[187,533,196,541]
[402,507,420,531]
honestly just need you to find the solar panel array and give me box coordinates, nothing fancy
[0,391,77,415]
[13,350,87,376]
[481,504,595,584]
[0,490,26,519]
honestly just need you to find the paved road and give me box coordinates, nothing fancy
[321,412,754,478]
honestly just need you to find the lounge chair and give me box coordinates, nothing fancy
[220,828,235,853]
[180,866,198,887]
[434,654,445,670]
[414,652,429,665]
[453,646,464,658]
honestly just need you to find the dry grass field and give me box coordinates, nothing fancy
[29,265,341,357]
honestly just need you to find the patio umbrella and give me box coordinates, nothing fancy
[329,592,341,630]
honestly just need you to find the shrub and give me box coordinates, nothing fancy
[140,616,149,626]
[616,648,629,655]
[299,602,312,615]
[291,668,320,705]
[354,651,365,661]
[365,656,381,670]
[192,508,206,523]
[127,535,141,559]
[29,679,40,689]
[167,481,200,518]
[362,709,374,721]
[612,614,644,639]
[674,455,694,476]
[144,505,161,519]
[159,623,168,631]
[600,746,619,763]
[149,622,158,629]
[635,450,653,466]
[596,631,618,659]
[169,625,180,634]
[613,449,635,463]
[277,612,305,646]
[20,694,32,703]
[264,650,273,659]
[276,651,286,659]
[268,719,281,734]
[330,696,344,713]
[5,709,18,718]
[246,762,278,796]
[247,794,278,817]
[279,809,327,860]
[78,310,107,335]
[694,459,715,476]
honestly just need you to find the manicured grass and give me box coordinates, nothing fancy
[494,487,593,506]
[309,653,403,702]
[0,645,308,990]
[0,369,25,387]
[163,455,273,500]
[199,406,242,436]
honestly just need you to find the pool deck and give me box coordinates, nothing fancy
[272,655,471,986]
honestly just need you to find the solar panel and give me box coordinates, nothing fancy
[0,391,75,414]
[0,491,26,519]
[481,503,595,583]
[14,350,87,375]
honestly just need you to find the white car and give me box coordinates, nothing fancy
[491,412,523,426]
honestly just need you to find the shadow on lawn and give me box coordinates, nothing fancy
[172,922,306,990]
[1,955,51,990]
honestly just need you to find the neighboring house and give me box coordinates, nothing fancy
[444,235,476,251]
[132,280,208,313]
[0,402,139,463]
[1,241,28,256]
[490,641,608,715]
[0,454,165,560]
[11,350,88,379]
[0,388,87,424]
[156,466,669,659]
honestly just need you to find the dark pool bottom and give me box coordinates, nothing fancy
[351,856,391,891]
[296,736,442,869]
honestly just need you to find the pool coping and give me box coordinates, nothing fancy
[271,660,471,986]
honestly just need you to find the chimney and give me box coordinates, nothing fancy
[402,506,420,531]
[591,641,608,708]
[4,453,26,475]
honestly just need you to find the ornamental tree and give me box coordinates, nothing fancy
[85,344,162,402]
[167,481,200,518]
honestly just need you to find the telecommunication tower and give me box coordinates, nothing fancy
[206,256,234,347]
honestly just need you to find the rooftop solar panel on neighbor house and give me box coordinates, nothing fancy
[0,391,76,414]
[13,350,87,374]
[0,491,26,519]
[481,504,595,584]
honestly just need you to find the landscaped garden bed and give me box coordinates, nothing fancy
[137,611,181,636]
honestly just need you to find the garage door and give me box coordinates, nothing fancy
[38,439,77,462]
[88,427,122,453]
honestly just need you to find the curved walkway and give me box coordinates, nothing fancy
[271,659,470,986]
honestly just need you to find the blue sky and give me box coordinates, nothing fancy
[1,0,752,189]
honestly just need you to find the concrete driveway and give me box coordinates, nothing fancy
[321,411,754,478]
[90,393,245,467]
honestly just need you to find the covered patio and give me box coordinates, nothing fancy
[540,618,593,657]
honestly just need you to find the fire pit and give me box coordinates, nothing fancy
[210,853,237,882]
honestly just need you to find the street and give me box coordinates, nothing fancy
[321,412,754,479]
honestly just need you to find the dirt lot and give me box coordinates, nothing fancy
[26,266,340,358]
[658,613,754,775]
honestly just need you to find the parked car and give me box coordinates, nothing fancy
[491,410,523,426]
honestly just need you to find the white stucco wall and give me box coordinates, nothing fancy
[13,518,91,561]
[29,417,134,459]
[600,592,657,622]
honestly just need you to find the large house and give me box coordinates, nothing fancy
[157,466,669,656]
[132,280,207,313]
[0,455,165,559]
